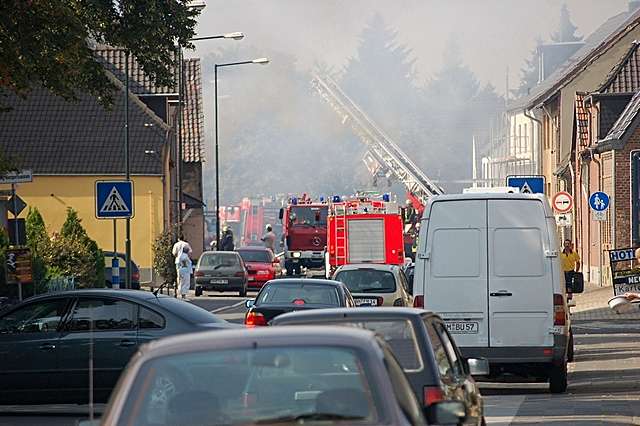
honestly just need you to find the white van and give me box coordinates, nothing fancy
[412,193,574,393]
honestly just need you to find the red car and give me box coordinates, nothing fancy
[236,247,281,289]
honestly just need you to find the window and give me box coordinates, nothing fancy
[424,319,455,378]
[334,269,396,293]
[238,250,272,263]
[434,322,466,378]
[68,298,136,332]
[290,206,328,225]
[432,229,482,277]
[139,306,165,329]
[0,298,68,334]
[382,345,424,425]
[493,228,544,277]
[258,283,339,306]
[359,320,423,371]
[198,253,240,268]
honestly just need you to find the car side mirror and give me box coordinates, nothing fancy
[466,357,489,376]
[245,299,255,309]
[425,401,467,425]
[567,272,584,294]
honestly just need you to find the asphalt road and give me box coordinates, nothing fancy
[2,310,639,425]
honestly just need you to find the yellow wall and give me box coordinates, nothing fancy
[2,176,164,278]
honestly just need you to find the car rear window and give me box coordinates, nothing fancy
[334,269,396,294]
[199,253,240,268]
[153,297,224,324]
[238,250,271,263]
[258,283,339,306]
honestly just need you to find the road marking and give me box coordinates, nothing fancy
[210,300,246,314]
[484,395,526,425]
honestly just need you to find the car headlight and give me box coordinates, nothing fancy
[292,252,301,258]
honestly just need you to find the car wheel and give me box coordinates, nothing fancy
[567,329,574,362]
[549,362,568,393]
[239,286,247,297]
[294,265,302,275]
[481,417,487,426]
[195,286,203,297]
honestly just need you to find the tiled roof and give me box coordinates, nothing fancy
[508,9,640,111]
[182,59,205,163]
[94,47,178,95]
[597,90,640,151]
[599,41,640,93]
[0,74,169,175]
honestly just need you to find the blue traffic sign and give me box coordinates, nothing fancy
[95,181,134,219]
[506,176,545,194]
[589,191,610,211]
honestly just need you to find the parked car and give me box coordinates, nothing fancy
[244,278,355,326]
[413,193,581,393]
[332,264,413,307]
[103,251,140,290]
[0,290,237,404]
[273,307,488,425]
[101,326,468,425]
[236,246,282,289]
[194,251,248,297]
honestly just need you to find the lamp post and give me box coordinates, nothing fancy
[214,58,269,250]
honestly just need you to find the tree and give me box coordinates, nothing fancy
[511,38,543,99]
[551,4,582,43]
[59,208,104,288]
[153,227,177,290]
[0,0,199,108]
[25,207,49,293]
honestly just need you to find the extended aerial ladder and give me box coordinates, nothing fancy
[311,75,445,207]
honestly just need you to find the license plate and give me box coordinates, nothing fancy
[247,277,255,281]
[355,298,378,307]
[210,279,227,284]
[445,321,479,334]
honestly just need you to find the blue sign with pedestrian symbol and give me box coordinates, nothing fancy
[589,191,610,211]
[95,181,134,219]
[506,176,545,194]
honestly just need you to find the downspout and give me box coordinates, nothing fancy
[524,109,542,175]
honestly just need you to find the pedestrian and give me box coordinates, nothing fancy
[560,239,580,289]
[261,224,277,253]
[172,233,192,258]
[220,228,235,251]
[176,246,192,299]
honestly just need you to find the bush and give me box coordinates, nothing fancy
[153,226,177,287]
[25,207,49,293]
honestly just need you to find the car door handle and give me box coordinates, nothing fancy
[490,292,513,297]
[118,340,136,348]
[39,343,56,350]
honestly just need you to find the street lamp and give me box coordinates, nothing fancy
[214,58,270,250]
[190,32,245,41]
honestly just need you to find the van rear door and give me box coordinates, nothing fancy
[423,200,488,348]
[487,199,553,347]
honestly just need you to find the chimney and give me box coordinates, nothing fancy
[630,1,640,12]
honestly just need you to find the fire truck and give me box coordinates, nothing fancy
[279,195,328,275]
[326,195,405,277]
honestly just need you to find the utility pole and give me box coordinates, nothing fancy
[124,50,131,290]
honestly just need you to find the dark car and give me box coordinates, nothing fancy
[101,326,468,425]
[272,308,489,425]
[244,278,355,326]
[0,289,237,405]
[103,252,141,290]
[194,251,248,297]
[236,246,282,289]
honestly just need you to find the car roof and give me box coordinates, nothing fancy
[335,263,400,272]
[237,246,270,252]
[18,289,167,304]
[273,307,437,324]
[201,250,240,255]
[265,278,345,287]
[139,325,380,359]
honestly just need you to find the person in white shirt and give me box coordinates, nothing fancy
[176,246,192,299]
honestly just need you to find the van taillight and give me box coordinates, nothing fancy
[553,293,565,326]
[413,295,424,308]
[423,386,444,406]
[245,311,267,327]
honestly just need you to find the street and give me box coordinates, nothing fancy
[1,289,639,425]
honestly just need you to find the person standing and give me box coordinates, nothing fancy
[172,234,192,259]
[560,239,580,289]
[261,224,277,253]
[176,246,192,299]
[220,228,235,251]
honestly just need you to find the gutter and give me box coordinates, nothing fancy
[524,109,543,175]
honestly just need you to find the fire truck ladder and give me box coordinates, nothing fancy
[311,75,444,204]
[333,203,348,266]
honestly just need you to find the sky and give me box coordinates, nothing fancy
[189,0,630,94]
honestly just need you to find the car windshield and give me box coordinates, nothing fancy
[334,270,396,294]
[116,346,381,426]
[290,206,327,226]
[238,250,272,263]
[258,283,340,306]
[199,253,240,268]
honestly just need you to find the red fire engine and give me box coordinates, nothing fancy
[279,195,328,275]
[326,196,405,276]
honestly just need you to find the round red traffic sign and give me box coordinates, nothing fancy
[552,191,573,213]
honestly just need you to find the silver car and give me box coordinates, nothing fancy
[332,264,413,307]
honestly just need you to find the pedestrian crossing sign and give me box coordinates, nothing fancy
[95,181,134,219]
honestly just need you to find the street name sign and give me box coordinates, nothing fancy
[506,175,545,194]
[0,170,33,184]
[552,191,573,213]
[95,180,134,219]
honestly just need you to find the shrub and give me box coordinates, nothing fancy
[153,226,177,287]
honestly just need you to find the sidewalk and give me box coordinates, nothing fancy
[571,283,640,321]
